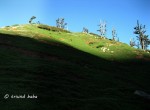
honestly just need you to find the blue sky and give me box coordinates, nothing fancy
[0,0,150,45]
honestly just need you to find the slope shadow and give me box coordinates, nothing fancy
[0,33,150,110]
[0,33,116,68]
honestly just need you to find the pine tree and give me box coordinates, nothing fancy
[134,20,149,50]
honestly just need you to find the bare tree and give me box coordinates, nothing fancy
[56,18,60,28]
[117,37,119,42]
[112,28,117,41]
[29,16,36,24]
[56,18,67,29]
[97,20,107,38]
[82,27,89,33]
[37,21,40,24]
[130,38,136,47]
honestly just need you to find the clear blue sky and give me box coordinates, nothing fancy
[0,0,150,45]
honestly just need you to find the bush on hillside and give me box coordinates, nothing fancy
[96,44,104,48]
[37,24,70,33]
[89,33,100,37]
[12,24,19,27]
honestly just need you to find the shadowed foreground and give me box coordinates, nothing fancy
[0,33,150,110]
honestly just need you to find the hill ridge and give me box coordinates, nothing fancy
[1,24,150,61]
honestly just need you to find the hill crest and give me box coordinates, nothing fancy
[0,24,150,61]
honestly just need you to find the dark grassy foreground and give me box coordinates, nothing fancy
[0,33,150,110]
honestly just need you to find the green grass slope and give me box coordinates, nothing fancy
[1,24,149,61]
[0,24,150,110]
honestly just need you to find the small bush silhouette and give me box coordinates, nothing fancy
[12,24,19,26]
[37,24,70,33]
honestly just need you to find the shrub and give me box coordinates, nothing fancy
[37,24,70,33]
[12,24,19,26]
[89,33,101,37]
[96,45,104,48]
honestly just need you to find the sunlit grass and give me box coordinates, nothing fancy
[1,24,149,61]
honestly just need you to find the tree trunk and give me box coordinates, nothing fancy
[142,40,145,50]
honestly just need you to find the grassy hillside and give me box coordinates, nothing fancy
[1,24,149,61]
[0,24,150,110]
